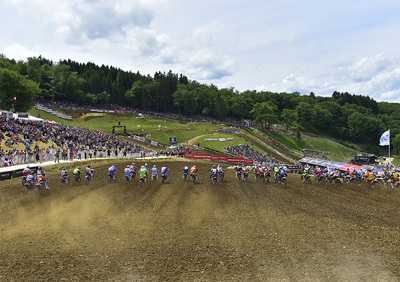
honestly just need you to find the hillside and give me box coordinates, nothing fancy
[25,107,365,164]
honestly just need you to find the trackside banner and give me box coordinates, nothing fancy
[184,154,253,164]
[193,154,211,159]
[210,156,227,161]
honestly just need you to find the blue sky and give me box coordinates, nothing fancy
[1,0,400,102]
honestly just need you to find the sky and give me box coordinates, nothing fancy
[1,0,400,103]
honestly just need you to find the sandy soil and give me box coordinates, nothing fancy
[1,160,400,281]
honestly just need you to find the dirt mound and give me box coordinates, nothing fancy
[1,160,400,280]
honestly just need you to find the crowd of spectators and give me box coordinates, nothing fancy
[0,114,152,167]
[224,144,278,166]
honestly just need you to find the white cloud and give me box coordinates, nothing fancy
[258,54,400,103]
[3,44,34,61]
[1,1,400,103]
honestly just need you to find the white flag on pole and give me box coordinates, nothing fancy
[379,129,390,146]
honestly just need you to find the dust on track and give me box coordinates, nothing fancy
[1,160,400,281]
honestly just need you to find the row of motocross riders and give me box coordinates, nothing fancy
[301,165,399,188]
[21,163,290,189]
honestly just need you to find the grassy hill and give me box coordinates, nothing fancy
[28,108,363,163]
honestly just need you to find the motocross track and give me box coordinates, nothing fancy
[1,160,400,281]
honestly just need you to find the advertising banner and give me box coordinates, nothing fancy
[210,156,227,162]
[192,154,211,159]
[132,135,146,142]
[227,158,244,163]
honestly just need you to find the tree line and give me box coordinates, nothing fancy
[1,54,400,155]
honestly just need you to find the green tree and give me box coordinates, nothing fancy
[250,101,278,130]
[281,108,298,131]
[347,111,368,141]
[312,104,333,131]
[183,91,198,115]
[295,102,315,131]
[392,134,400,155]
[125,80,142,108]
[0,68,40,111]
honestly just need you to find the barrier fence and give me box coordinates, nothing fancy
[1,150,151,168]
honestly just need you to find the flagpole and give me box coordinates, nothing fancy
[389,129,391,170]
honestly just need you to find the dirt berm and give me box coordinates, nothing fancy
[1,160,400,280]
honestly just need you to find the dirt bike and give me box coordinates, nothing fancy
[388,179,399,188]
[73,174,81,186]
[236,171,241,180]
[301,174,312,184]
[218,172,225,182]
[278,176,287,188]
[23,179,38,194]
[212,174,218,184]
[183,172,188,181]
[365,178,378,188]
[139,176,147,186]
[85,172,94,184]
[152,174,158,181]
[243,172,249,182]
[161,174,167,184]
[125,174,132,185]
[274,173,279,183]
[191,173,197,183]
[264,172,270,183]
[315,173,327,185]
[34,176,49,193]
[108,172,116,183]
[330,176,342,185]
[349,176,363,185]
[376,175,390,188]
[59,176,70,186]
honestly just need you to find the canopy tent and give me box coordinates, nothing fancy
[299,157,379,172]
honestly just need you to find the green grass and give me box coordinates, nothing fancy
[392,157,400,166]
[258,130,303,151]
[28,108,361,162]
[29,108,223,144]
[301,138,358,161]
[29,108,77,127]
[198,133,264,154]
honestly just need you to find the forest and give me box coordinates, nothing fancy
[1,54,400,155]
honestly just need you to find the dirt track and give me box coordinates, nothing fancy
[1,160,400,281]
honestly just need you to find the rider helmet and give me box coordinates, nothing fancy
[213,165,216,169]
[127,165,130,167]
[153,165,156,168]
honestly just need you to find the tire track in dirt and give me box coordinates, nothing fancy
[2,160,400,280]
